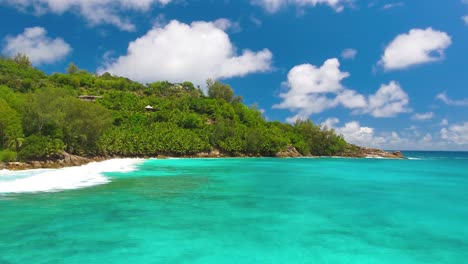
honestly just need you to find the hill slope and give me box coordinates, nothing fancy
[0,56,401,164]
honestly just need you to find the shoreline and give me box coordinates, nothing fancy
[0,148,404,171]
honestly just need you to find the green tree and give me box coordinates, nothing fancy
[22,87,70,134]
[207,79,234,102]
[61,98,112,154]
[18,135,64,161]
[66,63,79,74]
[0,98,24,151]
[13,53,32,68]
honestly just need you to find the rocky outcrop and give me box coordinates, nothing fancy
[1,152,106,171]
[62,152,93,166]
[339,146,404,159]
[0,146,404,171]
[193,149,224,158]
[276,145,302,158]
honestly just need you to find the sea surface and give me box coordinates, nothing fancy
[1,152,468,263]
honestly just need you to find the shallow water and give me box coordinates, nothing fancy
[1,153,468,263]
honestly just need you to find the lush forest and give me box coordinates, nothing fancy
[0,54,351,162]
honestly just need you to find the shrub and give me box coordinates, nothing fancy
[18,135,64,161]
[0,150,17,162]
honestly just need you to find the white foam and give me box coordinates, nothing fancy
[365,155,384,159]
[0,158,144,194]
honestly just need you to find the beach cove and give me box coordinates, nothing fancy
[1,152,467,263]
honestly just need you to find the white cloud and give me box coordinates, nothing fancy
[462,1,468,25]
[378,28,452,71]
[365,81,410,117]
[341,48,357,60]
[273,59,348,121]
[2,26,71,65]
[322,117,340,128]
[321,118,395,148]
[440,118,449,126]
[412,112,434,121]
[251,0,349,13]
[321,118,443,150]
[322,117,468,150]
[381,2,404,10]
[463,16,468,25]
[284,59,349,94]
[436,92,468,106]
[441,122,468,145]
[99,20,273,88]
[250,15,263,27]
[0,0,172,31]
[274,59,410,121]
[213,18,241,32]
[335,89,367,108]
[336,121,383,147]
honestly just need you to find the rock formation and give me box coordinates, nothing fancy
[276,145,302,158]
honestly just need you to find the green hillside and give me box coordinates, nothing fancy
[0,54,349,162]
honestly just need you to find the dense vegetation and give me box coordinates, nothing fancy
[0,54,349,162]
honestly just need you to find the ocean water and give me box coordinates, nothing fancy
[1,152,468,263]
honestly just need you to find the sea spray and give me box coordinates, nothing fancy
[0,158,144,194]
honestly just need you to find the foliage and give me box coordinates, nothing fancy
[66,63,79,74]
[207,79,234,102]
[0,98,24,151]
[0,150,17,162]
[18,135,65,161]
[0,55,351,161]
[13,53,32,68]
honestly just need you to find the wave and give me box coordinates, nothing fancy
[0,159,144,194]
[365,156,384,159]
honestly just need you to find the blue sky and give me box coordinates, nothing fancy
[1,0,467,150]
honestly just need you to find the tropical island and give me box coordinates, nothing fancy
[0,54,402,170]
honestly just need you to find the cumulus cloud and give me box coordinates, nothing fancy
[321,118,406,149]
[0,0,172,31]
[321,118,446,150]
[378,28,452,71]
[341,48,357,60]
[2,26,71,65]
[273,59,410,121]
[322,118,468,150]
[441,122,468,145]
[251,0,349,13]
[99,20,273,88]
[412,112,434,121]
[365,81,410,117]
[436,92,468,106]
[335,89,367,109]
[335,121,385,147]
[273,59,348,122]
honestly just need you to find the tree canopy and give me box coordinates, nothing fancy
[0,54,351,162]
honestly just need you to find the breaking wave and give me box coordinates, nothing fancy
[0,159,144,194]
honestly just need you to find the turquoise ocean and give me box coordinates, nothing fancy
[1,152,468,263]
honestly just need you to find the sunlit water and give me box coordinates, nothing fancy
[1,153,468,263]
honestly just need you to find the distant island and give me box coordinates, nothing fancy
[0,54,402,170]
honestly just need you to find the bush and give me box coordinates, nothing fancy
[18,135,64,161]
[0,150,17,162]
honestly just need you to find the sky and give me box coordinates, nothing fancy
[0,0,467,150]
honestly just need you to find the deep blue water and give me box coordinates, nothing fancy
[1,152,468,263]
